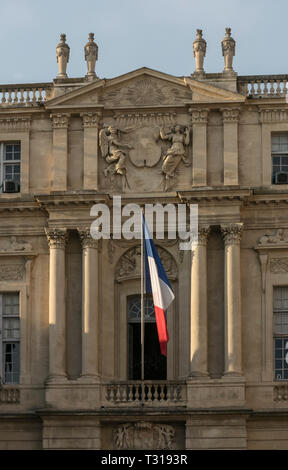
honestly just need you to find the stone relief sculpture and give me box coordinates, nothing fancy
[113,422,175,450]
[1,236,33,252]
[259,229,288,245]
[99,126,133,189]
[156,125,190,191]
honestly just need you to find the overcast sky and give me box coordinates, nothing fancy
[0,0,286,84]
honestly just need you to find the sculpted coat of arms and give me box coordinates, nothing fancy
[99,116,191,191]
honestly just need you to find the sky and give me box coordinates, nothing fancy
[0,0,287,84]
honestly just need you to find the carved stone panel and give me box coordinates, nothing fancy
[270,258,288,273]
[0,264,24,281]
[115,245,177,281]
[113,422,175,450]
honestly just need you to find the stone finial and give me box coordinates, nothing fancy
[221,27,236,74]
[84,32,98,80]
[193,29,207,75]
[56,33,70,79]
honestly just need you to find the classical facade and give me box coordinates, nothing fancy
[1,29,288,449]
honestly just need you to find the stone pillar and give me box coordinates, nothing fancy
[189,225,210,376]
[221,108,240,186]
[221,223,243,376]
[81,112,101,190]
[56,34,70,79]
[221,28,236,74]
[84,33,98,80]
[78,229,101,380]
[45,228,68,382]
[193,29,206,77]
[50,113,70,191]
[190,108,209,186]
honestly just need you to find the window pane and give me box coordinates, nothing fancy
[4,143,21,161]
[274,287,288,310]
[274,337,288,380]
[3,342,20,384]
[3,293,19,315]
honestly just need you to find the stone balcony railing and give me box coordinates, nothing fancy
[0,386,20,403]
[0,83,52,107]
[103,381,186,407]
[238,75,288,98]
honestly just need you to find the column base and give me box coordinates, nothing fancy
[77,374,100,384]
[188,371,210,379]
[223,371,243,378]
[45,374,68,385]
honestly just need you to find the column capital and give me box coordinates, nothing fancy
[221,223,243,245]
[78,228,102,251]
[50,113,70,129]
[197,225,211,245]
[220,107,240,123]
[189,107,209,124]
[81,112,102,128]
[45,228,67,249]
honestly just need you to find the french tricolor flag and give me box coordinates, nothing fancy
[143,214,175,356]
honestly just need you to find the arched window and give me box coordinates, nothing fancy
[127,294,167,380]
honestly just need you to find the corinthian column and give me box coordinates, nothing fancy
[45,228,68,382]
[189,225,210,377]
[78,228,101,380]
[221,223,243,376]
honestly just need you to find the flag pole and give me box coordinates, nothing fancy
[141,209,145,384]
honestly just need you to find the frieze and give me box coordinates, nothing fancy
[259,229,288,245]
[258,108,288,123]
[0,117,31,132]
[113,422,175,450]
[114,112,176,129]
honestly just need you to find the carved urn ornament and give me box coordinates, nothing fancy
[84,32,98,80]
[56,34,70,78]
[193,29,206,75]
[221,27,236,73]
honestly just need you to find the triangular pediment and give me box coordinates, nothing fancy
[45,67,245,110]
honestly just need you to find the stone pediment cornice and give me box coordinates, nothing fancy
[45,67,189,110]
[184,77,245,104]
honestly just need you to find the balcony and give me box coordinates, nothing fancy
[102,381,186,407]
[238,75,288,98]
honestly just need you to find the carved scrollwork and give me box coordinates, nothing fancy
[78,228,102,251]
[0,265,24,281]
[115,245,177,281]
[221,223,243,245]
[113,421,175,450]
[45,228,67,249]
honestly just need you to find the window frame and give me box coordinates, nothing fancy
[0,142,21,193]
[0,292,20,384]
[271,133,288,184]
[273,286,288,381]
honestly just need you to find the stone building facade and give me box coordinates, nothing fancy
[0,29,288,449]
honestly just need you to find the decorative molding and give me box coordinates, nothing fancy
[221,222,243,245]
[113,112,177,129]
[78,228,102,251]
[270,258,288,273]
[45,228,67,249]
[221,107,240,123]
[115,245,177,281]
[113,422,175,450]
[258,253,268,292]
[258,108,288,123]
[0,117,31,132]
[189,107,209,124]
[81,112,101,128]
[50,113,70,129]
[0,264,24,281]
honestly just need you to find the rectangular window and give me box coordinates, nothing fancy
[0,293,20,384]
[0,142,21,192]
[274,286,288,380]
[272,134,288,184]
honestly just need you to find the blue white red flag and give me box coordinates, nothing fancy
[143,214,175,356]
